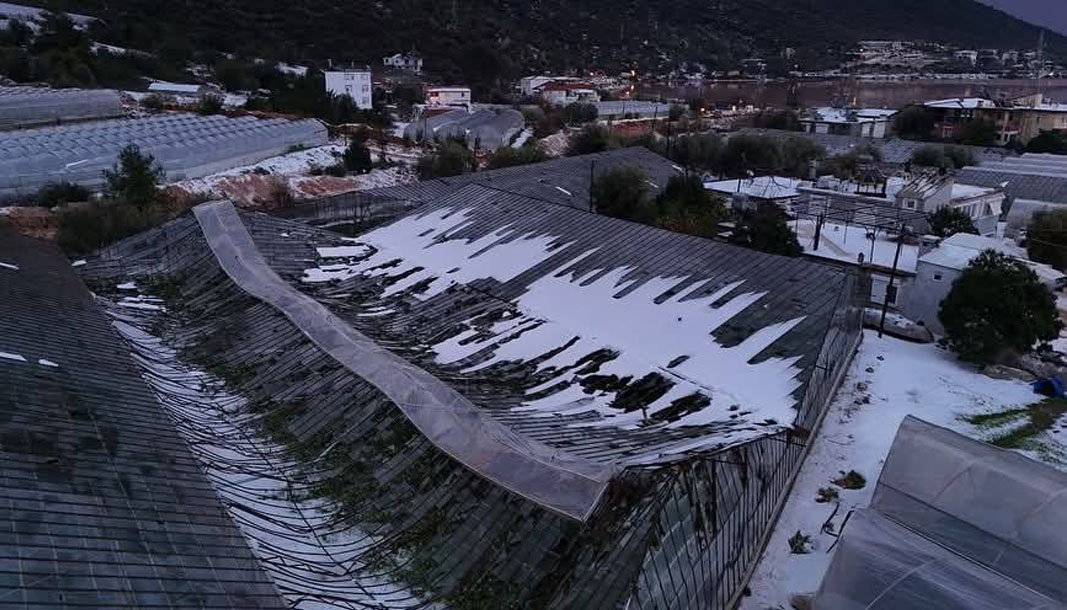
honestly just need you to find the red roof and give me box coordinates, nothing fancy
[538,81,595,92]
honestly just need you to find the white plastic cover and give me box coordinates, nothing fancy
[192,200,615,521]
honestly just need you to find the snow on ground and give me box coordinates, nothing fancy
[794,218,919,271]
[0,261,18,271]
[741,330,1062,610]
[511,128,533,148]
[0,351,26,362]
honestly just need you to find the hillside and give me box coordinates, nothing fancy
[41,0,1067,85]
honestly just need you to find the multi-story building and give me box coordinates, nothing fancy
[324,67,373,109]
[426,86,472,107]
[925,94,1067,145]
[799,107,898,139]
[382,52,423,74]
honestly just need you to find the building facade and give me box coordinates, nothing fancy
[426,86,471,107]
[382,52,422,74]
[324,68,373,109]
[799,108,897,139]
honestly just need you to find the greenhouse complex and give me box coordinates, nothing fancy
[0,112,326,199]
[11,152,867,610]
[0,85,124,129]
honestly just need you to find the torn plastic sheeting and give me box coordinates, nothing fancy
[192,200,616,522]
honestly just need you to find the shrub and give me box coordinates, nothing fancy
[102,144,165,210]
[939,250,1061,365]
[928,207,978,238]
[196,93,224,115]
[566,124,615,156]
[779,136,826,179]
[591,166,650,220]
[417,141,476,179]
[564,102,598,125]
[485,143,549,169]
[343,138,374,174]
[729,201,803,256]
[35,181,91,207]
[653,174,727,238]
[669,133,721,171]
[1026,130,1067,154]
[668,104,686,122]
[911,144,976,169]
[716,134,781,178]
[141,93,166,110]
[57,202,159,255]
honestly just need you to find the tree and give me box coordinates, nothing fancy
[343,137,373,174]
[911,145,976,169]
[717,135,781,178]
[1027,209,1067,271]
[566,124,615,156]
[1026,131,1067,154]
[779,136,825,178]
[102,145,165,210]
[939,250,1061,366]
[670,133,721,171]
[591,167,650,221]
[416,141,476,179]
[564,102,598,125]
[826,143,882,179]
[928,207,978,238]
[729,201,803,256]
[958,119,997,147]
[943,145,977,169]
[653,174,727,238]
[752,109,800,131]
[196,94,224,115]
[668,104,686,122]
[486,143,549,169]
[893,106,936,140]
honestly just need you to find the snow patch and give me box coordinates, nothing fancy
[316,245,373,259]
[0,261,18,271]
[37,359,59,367]
[71,259,86,267]
[0,351,26,362]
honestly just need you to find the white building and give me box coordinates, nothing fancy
[704,176,806,213]
[148,81,221,97]
[799,107,898,138]
[324,68,373,109]
[426,86,471,108]
[536,82,600,106]
[519,76,559,97]
[383,52,422,74]
[954,50,979,65]
[903,233,1065,334]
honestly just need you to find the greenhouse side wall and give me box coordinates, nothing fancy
[629,270,865,610]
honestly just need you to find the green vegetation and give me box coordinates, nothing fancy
[564,102,598,125]
[729,201,803,256]
[939,250,1062,366]
[752,109,800,131]
[196,93,224,115]
[957,118,997,147]
[591,170,727,239]
[342,134,374,174]
[1027,209,1067,271]
[591,167,651,220]
[910,144,977,169]
[485,143,549,169]
[826,142,882,179]
[34,181,91,207]
[928,207,978,238]
[566,124,615,156]
[893,106,936,140]
[1026,131,1067,154]
[416,140,476,179]
[964,398,1067,450]
[669,133,722,172]
[103,144,166,210]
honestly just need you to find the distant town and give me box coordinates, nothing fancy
[2,2,1067,610]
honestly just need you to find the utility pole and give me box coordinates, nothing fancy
[589,160,596,213]
[878,223,906,338]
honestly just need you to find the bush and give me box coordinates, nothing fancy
[928,207,978,238]
[486,143,549,169]
[779,136,826,179]
[591,166,650,220]
[653,174,727,238]
[1025,130,1067,154]
[939,250,1061,365]
[343,138,373,174]
[1027,209,1067,271]
[103,144,165,210]
[911,144,977,169]
[566,124,615,156]
[729,201,803,256]
[668,104,686,122]
[142,93,166,110]
[417,141,476,179]
[957,119,997,146]
[716,134,781,178]
[564,102,598,125]
[197,93,224,115]
[893,106,935,140]
[669,133,721,171]
[57,202,159,255]
[752,109,800,131]
[35,181,91,207]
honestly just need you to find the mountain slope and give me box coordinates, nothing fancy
[45,0,1066,80]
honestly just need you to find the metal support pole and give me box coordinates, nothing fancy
[589,160,596,213]
[879,223,906,338]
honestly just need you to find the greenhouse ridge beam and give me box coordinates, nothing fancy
[192,200,615,521]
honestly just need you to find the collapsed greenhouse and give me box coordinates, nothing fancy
[0,85,124,130]
[0,113,327,199]
[61,176,866,609]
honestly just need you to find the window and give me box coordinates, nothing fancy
[933,273,943,282]
[345,73,355,81]
[886,284,898,305]
[904,199,917,210]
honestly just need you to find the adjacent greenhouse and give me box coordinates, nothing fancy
[0,86,124,130]
[0,113,327,199]
[79,180,864,609]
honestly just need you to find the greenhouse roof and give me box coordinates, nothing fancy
[0,230,286,608]
[0,85,123,130]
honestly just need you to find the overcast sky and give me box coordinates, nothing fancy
[977,0,1067,36]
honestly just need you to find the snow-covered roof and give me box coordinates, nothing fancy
[148,81,204,94]
[804,107,897,124]
[920,232,1065,284]
[428,86,471,93]
[705,176,805,200]
[795,218,920,271]
[950,182,999,200]
[924,97,996,110]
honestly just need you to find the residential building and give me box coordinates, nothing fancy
[519,75,574,97]
[924,94,1067,144]
[924,97,998,140]
[799,107,898,138]
[426,86,471,108]
[954,49,978,65]
[382,52,422,74]
[536,81,601,106]
[324,67,373,109]
[894,172,1003,236]
[904,232,1064,334]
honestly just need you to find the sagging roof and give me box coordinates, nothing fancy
[290,147,686,225]
[0,230,285,608]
